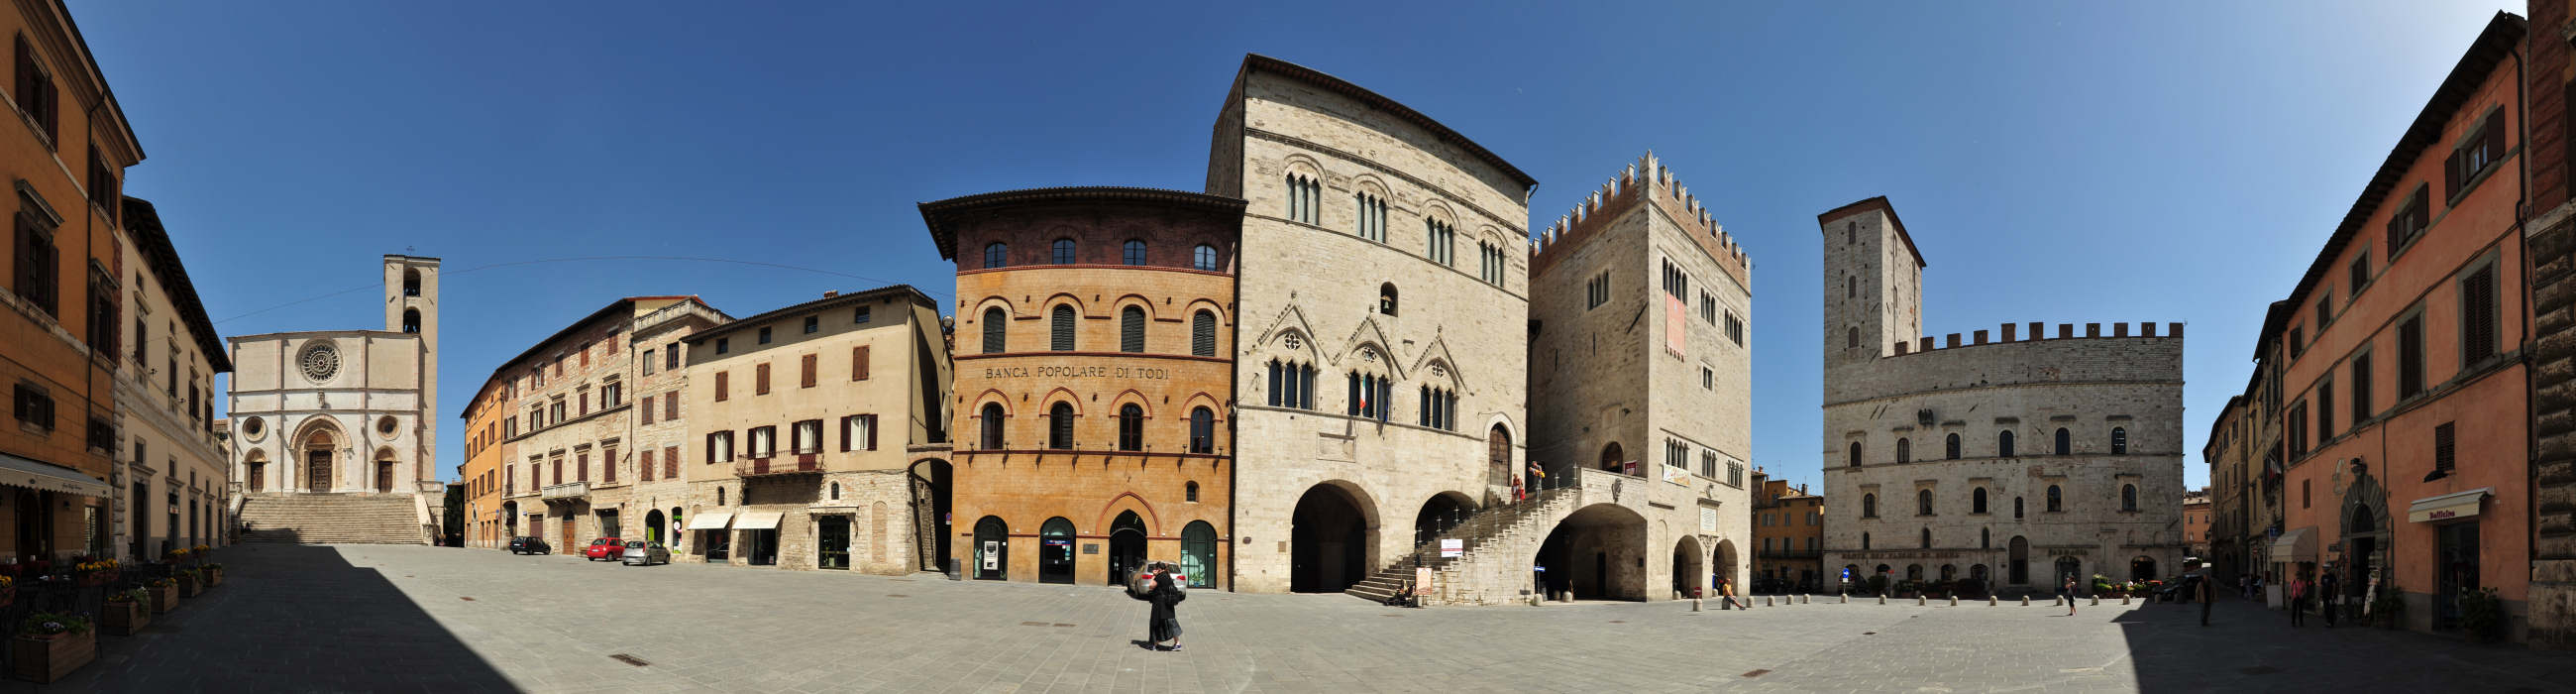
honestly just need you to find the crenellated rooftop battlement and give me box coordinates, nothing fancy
[1529,153,1752,287]
[1890,321,2186,357]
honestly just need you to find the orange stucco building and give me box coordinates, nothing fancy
[459,368,517,547]
[1749,470,1822,593]
[2268,13,2530,637]
[923,186,1241,588]
[0,0,141,563]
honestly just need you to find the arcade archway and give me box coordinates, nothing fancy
[1533,503,1649,601]
[1413,492,1474,548]
[1290,482,1377,593]
[1672,535,1706,598]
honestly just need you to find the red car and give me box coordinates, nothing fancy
[584,537,625,561]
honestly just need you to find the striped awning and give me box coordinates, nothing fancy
[0,452,109,498]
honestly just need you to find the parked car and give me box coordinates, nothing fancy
[508,536,550,555]
[584,536,625,561]
[2155,573,2202,603]
[621,540,672,566]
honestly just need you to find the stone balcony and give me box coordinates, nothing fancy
[541,481,590,501]
[735,454,820,477]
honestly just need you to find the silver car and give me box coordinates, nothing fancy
[620,540,671,566]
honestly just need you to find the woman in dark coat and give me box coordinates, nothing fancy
[1147,569,1186,651]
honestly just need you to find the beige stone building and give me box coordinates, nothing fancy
[1206,56,1533,594]
[1818,197,2186,597]
[112,196,229,560]
[487,295,712,554]
[228,255,442,544]
[1523,154,1755,600]
[680,286,949,572]
[623,297,729,550]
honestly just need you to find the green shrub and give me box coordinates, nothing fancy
[2460,588,2508,643]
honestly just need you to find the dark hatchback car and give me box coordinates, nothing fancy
[508,536,551,555]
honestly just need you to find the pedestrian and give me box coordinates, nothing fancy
[2288,575,2307,627]
[2198,571,2213,627]
[2318,571,2340,628]
[2062,576,2078,616]
[1144,564,1186,651]
[1718,577,1748,611]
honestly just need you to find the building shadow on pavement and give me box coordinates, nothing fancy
[1,543,515,693]
[2115,596,2576,693]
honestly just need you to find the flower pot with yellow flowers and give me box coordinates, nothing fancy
[102,589,150,636]
[147,577,179,614]
[175,568,203,598]
[9,612,94,683]
[72,559,118,588]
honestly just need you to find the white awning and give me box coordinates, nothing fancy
[684,512,734,530]
[2410,488,2493,523]
[0,452,110,498]
[736,511,785,530]
[2270,527,2315,561]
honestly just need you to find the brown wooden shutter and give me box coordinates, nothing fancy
[756,363,771,395]
[714,371,729,402]
[866,414,878,451]
[2446,148,2462,199]
[640,449,654,481]
[2414,187,2430,231]
[2434,422,2456,473]
[2486,111,2506,168]
[664,446,679,477]
[801,354,817,388]
[665,392,677,420]
[853,346,870,381]
[640,395,655,424]
[604,447,617,483]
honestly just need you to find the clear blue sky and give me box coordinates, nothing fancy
[73,1,2509,492]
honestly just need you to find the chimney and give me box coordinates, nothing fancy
[823,290,839,298]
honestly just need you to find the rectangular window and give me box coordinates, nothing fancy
[2351,353,2372,423]
[664,392,678,420]
[2316,377,2333,440]
[640,395,656,424]
[2315,290,2330,327]
[2349,255,2369,301]
[757,326,772,345]
[842,414,877,452]
[2387,185,2430,256]
[1586,272,1609,309]
[714,371,729,402]
[2449,109,2505,200]
[756,363,771,395]
[1699,291,1716,324]
[749,425,776,458]
[2433,421,2456,475]
[663,445,679,478]
[1700,366,1714,391]
[640,449,654,481]
[2289,325,2304,358]
[801,354,817,389]
[793,419,822,455]
[642,350,656,375]
[2287,401,2308,458]
[852,346,870,381]
[603,381,621,408]
[715,337,729,355]
[2398,314,2425,399]
[666,345,681,371]
[853,305,871,324]
[1354,192,1384,242]
[804,315,819,334]
[2461,264,2499,365]
[1725,310,1745,346]
[706,431,734,463]
[14,37,56,145]
[85,265,115,356]
[13,204,58,317]
[86,146,115,223]
[1426,219,1454,266]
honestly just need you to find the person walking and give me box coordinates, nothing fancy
[2288,575,2307,627]
[2062,576,2078,616]
[1144,564,1187,651]
[2318,571,2340,628]
[2197,571,2213,627]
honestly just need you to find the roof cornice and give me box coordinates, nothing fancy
[917,185,1245,260]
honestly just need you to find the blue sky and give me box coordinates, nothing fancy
[73,1,2508,491]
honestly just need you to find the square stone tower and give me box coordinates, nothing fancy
[384,255,439,485]
[1821,197,1923,379]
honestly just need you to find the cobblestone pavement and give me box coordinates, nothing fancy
[28,544,2576,693]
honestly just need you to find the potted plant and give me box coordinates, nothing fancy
[2369,584,2407,630]
[101,589,149,636]
[2461,587,2508,643]
[147,577,179,614]
[202,562,224,587]
[9,612,94,683]
[175,568,203,598]
[0,575,15,610]
[72,558,117,587]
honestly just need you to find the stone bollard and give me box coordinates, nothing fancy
[1878,595,1886,605]
[1802,595,1810,605]
[1949,594,1958,607]
[1692,598,1702,612]
[1989,595,1998,606]
[1765,596,1774,607]
[2091,596,2099,606]
[1917,595,1926,606]
[2021,596,2030,606]
[2121,595,2130,606]
[1839,593,1847,604]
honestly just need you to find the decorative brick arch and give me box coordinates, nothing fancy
[1095,491,1161,537]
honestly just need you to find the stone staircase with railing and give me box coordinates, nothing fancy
[237,493,430,545]
[1343,486,1584,604]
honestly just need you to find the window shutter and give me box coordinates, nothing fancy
[853,345,870,381]
[866,414,878,451]
[2465,266,2497,362]
[2414,188,2430,232]
[640,396,654,424]
[2486,111,2506,169]
[2434,422,2456,473]
[714,371,728,402]
[664,392,678,420]
[2446,148,2462,199]
[756,363,771,395]
[1192,311,1215,357]
[1121,306,1144,353]
[801,354,817,388]
[1051,306,1075,351]
[983,308,1007,354]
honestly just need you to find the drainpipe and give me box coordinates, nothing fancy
[2515,39,2538,602]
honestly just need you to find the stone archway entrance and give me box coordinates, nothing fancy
[1672,535,1706,599]
[1414,492,1474,548]
[1533,503,1649,601]
[1108,511,1147,585]
[2130,556,2158,582]
[2055,556,2083,591]
[644,509,665,544]
[375,448,396,493]
[972,516,1009,580]
[245,451,268,493]
[302,429,336,492]
[1714,538,1740,595]
[1290,483,1374,593]
[909,459,953,573]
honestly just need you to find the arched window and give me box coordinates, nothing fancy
[1972,487,1987,515]
[1846,276,1855,298]
[402,269,421,296]
[1920,528,1931,549]
[402,308,421,334]
[1601,442,1625,472]
[2014,496,2025,519]
[1946,433,1961,459]
[1981,527,1990,549]
[1185,481,1200,502]
[1120,306,1145,353]
[982,307,1008,354]
[1861,493,1878,519]
[1848,441,1862,468]
[1895,438,1910,463]
[1191,310,1218,357]
[1051,238,1076,265]
[1049,305,1076,352]
[2121,484,2138,512]
[1048,403,1075,450]
[1379,283,1399,316]
[829,482,840,500]
[1916,489,1933,516]
[1997,430,2015,457]
[1188,407,1214,454]
[2110,427,2128,454]
[2046,485,2064,512]
[983,243,1008,270]
[1117,404,1144,451]
[1846,221,1856,245]
[979,404,1005,450]
[1861,532,1871,550]
[1193,245,1219,272]
[1122,240,1146,266]
[1847,326,1859,349]
[2054,427,2071,455]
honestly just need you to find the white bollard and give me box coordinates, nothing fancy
[1692,598,1702,612]
[1917,595,1926,606]
[1949,594,1958,607]
[2021,596,2030,607]
[1802,594,1810,605]
[1989,595,1998,606]
[1878,595,1886,605]
[2121,595,2130,606]
[1840,593,1848,604]
[2091,596,2099,606]
[1765,596,1773,607]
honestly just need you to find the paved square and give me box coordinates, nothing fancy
[36,544,2576,693]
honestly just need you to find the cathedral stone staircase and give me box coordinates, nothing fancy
[1343,485,1583,604]
[238,493,430,545]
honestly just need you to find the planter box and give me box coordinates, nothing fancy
[8,632,94,683]
[102,600,149,636]
[178,576,201,598]
[152,584,179,614]
[205,568,223,587]
[76,571,116,588]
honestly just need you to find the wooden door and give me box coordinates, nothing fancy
[306,450,331,491]
[376,462,393,493]
[562,516,576,552]
[247,462,264,492]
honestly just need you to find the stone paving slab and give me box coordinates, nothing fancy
[16,544,2576,693]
